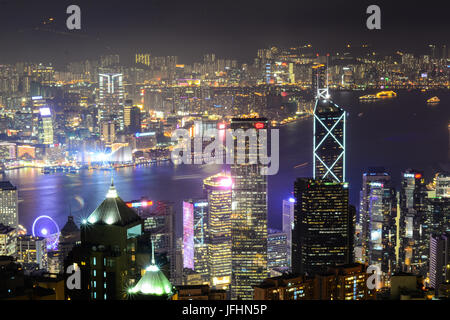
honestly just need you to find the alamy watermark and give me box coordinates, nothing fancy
[366,264,382,290]
[366,5,381,30]
[171,128,279,175]
[66,263,81,290]
[66,5,81,30]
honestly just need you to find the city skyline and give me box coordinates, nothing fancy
[0,0,449,304]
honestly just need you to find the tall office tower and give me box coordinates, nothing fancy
[123,100,141,134]
[100,120,116,145]
[313,93,346,183]
[0,223,16,256]
[65,181,144,300]
[193,200,209,283]
[230,118,268,300]
[182,201,195,270]
[16,235,47,270]
[183,199,209,283]
[311,63,326,99]
[282,198,295,270]
[267,229,288,275]
[135,53,151,67]
[127,199,176,284]
[292,178,353,275]
[0,181,18,229]
[428,196,450,235]
[98,73,124,126]
[399,170,429,275]
[429,233,450,296]
[436,172,450,198]
[203,173,232,290]
[348,204,356,264]
[38,107,54,145]
[359,169,397,276]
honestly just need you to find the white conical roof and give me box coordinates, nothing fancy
[128,241,173,296]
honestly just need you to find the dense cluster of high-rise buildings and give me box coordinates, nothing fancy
[0,43,449,301]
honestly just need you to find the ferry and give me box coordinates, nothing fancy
[359,94,377,101]
[427,96,440,104]
[41,165,81,174]
[375,91,397,98]
[359,91,397,101]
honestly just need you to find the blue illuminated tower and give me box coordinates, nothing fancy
[313,86,346,183]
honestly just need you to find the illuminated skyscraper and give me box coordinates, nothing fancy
[101,121,116,145]
[399,169,428,275]
[436,172,450,198]
[0,181,18,229]
[429,233,450,296]
[192,200,209,283]
[126,199,176,284]
[39,107,54,145]
[230,118,268,300]
[359,169,397,277]
[16,235,47,270]
[267,229,288,275]
[292,178,353,275]
[0,223,16,256]
[311,63,326,99]
[98,73,124,127]
[203,173,232,290]
[135,53,151,66]
[282,198,295,269]
[182,201,195,270]
[124,100,141,134]
[313,92,346,183]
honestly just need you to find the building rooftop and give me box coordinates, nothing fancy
[128,244,174,297]
[61,215,79,235]
[85,180,141,227]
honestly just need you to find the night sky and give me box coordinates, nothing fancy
[0,0,449,66]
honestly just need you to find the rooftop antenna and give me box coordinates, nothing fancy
[326,53,329,91]
[316,53,330,101]
[151,238,155,265]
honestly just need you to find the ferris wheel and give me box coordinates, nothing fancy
[32,215,61,250]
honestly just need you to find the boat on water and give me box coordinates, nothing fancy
[359,91,397,101]
[359,94,377,101]
[427,96,440,104]
[375,90,397,98]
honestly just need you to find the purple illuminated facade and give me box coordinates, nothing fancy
[182,201,195,270]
